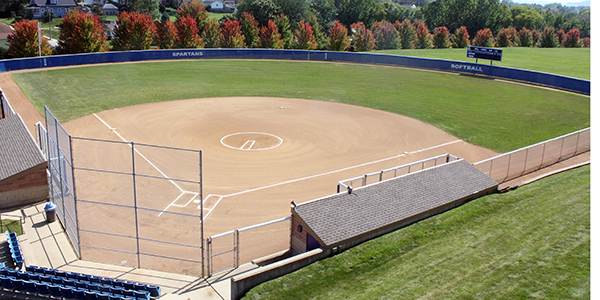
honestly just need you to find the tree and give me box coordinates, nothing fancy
[472,28,495,47]
[531,28,541,46]
[153,20,176,49]
[451,25,469,48]
[58,10,108,54]
[350,22,375,52]
[395,19,415,49]
[257,20,284,49]
[239,12,259,48]
[220,19,245,48]
[517,27,533,47]
[496,27,519,47]
[414,21,432,49]
[383,2,416,24]
[581,37,590,48]
[112,11,154,51]
[421,0,508,37]
[327,20,349,51]
[371,21,399,50]
[510,6,545,30]
[175,16,203,48]
[308,15,326,49]
[337,0,378,28]
[432,26,451,48]
[129,0,160,21]
[561,28,581,48]
[309,0,337,29]
[538,26,558,48]
[203,18,221,48]
[274,0,310,26]
[176,0,209,37]
[275,13,293,48]
[7,19,52,58]
[236,0,280,26]
[291,20,318,50]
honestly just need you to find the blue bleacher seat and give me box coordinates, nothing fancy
[74,280,88,290]
[50,276,65,285]
[89,275,102,283]
[48,284,63,297]
[98,285,111,294]
[123,281,136,290]
[107,295,121,300]
[97,293,111,300]
[147,285,161,297]
[0,277,14,289]
[72,288,87,300]
[84,289,99,299]
[59,285,75,299]
[23,280,37,294]
[0,269,8,276]
[11,278,25,291]
[29,273,41,281]
[36,281,52,296]
[133,290,150,300]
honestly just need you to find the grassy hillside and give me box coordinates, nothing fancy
[243,165,590,299]
[12,60,589,153]
[376,48,590,80]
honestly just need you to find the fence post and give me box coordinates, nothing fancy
[131,141,141,269]
[520,148,529,177]
[558,136,566,162]
[69,135,81,258]
[575,131,581,156]
[199,150,204,278]
[379,171,383,182]
[363,175,367,186]
[207,237,212,277]
[234,229,239,268]
[503,153,513,183]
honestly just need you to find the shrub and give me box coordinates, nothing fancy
[309,15,326,50]
[432,26,451,49]
[7,19,52,58]
[371,21,399,50]
[274,14,292,48]
[203,18,221,48]
[292,20,318,50]
[176,0,209,37]
[496,27,519,47]
[350,22,375,52]
[562,28,581,48]
[517,27,533,47]
[257,20,284,49]
[395,19,415,49]
[327,20,350,51]
[175,16,203,48]
[414,21,432,49]
[153,20,176,49]
[538,26,559,48]
[532,29,541,46]
[239,12,259,48]
[582,37,590,48]
[220,19,245,48]
[112,11,154,51]
[58,10,108,54]
[472,28,495,47]
[451,26,469,48]
[556,29,566,46]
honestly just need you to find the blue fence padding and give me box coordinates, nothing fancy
[0,49,589,94]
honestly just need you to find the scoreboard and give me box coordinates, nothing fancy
[467,46,503,62]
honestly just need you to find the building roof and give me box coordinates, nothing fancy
[0,114,46,181]
[102,3,117,9]
[28,0,76,7]
[294,160,498,247]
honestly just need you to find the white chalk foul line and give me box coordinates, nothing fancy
[93,113,195,217]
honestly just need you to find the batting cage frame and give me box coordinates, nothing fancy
[37,107,206,277]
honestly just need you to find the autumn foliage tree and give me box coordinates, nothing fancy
[350,22,375,52]
[203,18,221,48]
[58,10,108,54]
[371,21,399,50]
[496,27,519,47]
[451,26,469,48]
[257,20,284,49]
[175,16,203,48]
[562,28,582,48]
[292,20,318,50]
[176,0,209,37]
[432,26,451,49]
[414,21,432,49]
[327,20,350,51]
[7,19,52,58]
[539,27,559,48]
[395,19,415,49]
[112,11,154,51]
[517,27,533,47]
[153,20,176,49]
[239,12,259,48]
[472,28,495,47]
[220,19,245,48]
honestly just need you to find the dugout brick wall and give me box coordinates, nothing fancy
[0,163,49,209]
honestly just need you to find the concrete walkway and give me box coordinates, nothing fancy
[0,203,256,300]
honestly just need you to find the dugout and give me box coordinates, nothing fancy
[290,159,498,254]
[0,114,49,209]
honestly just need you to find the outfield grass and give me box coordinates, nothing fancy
[11,60,589,153]
[376,48,590,80]
[243,165,590,299]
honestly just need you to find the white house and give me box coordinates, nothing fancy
[26,0,77,18]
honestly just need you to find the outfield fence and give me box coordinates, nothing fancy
[337,153,461,193]
[207,216,291,277]
[473,128,590,184]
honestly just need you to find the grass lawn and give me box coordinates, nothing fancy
[376,47,590,80]
[243,165,590,299]
[11,60,589,153]
[1,219,23,235]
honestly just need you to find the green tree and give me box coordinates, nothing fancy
[236,0,280,26]
[309,0,337,29]
[130,0,160,20]
[275,13,292,48]
[422,0,508,37]
[337,0,377,28]
[7,19,52,58]
[350,22,375,51]
[517,27,533,47]
[451,25,470,48]
[203,18,221,48]
[308,14,326,49]
[510,6,545,30]
[371,21,399,50]
[395,19,415,49]
[496,27,519,47]
[383,3,417,24]
[176,0,209,37]
[432,26,451,48]
[239,12,259,48]
[274,0,310,26]
[58,10,108,54]
[538,26,559,48]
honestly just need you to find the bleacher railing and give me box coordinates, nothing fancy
[0,88,15,119]
[337,153,461,193]
[473,128,590,184]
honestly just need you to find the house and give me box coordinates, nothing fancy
[26,0,77,19]
[102,3,118,15]
[203,0,235,13]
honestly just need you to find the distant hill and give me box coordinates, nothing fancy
[566,0,590,6]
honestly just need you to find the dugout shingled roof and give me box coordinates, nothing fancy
[0,114,46,181]
[294,159,498,248]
